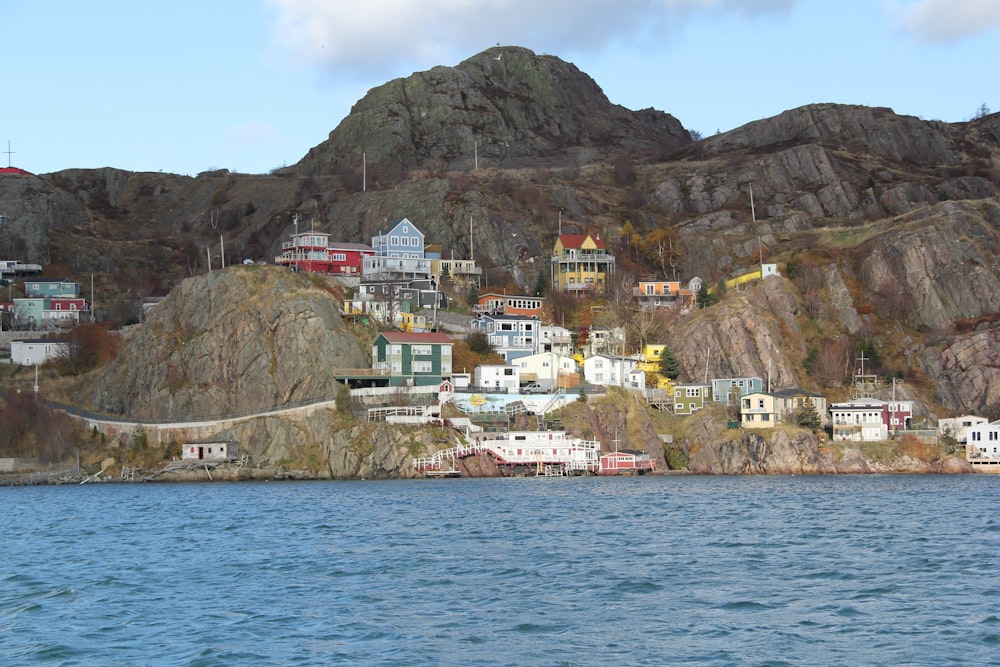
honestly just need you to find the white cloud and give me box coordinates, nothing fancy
[896,0,1000,43]
[265,0,794,80]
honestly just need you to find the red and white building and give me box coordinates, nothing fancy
[829,398,913,442]
[275,230,375,275]
[599,449,656,475]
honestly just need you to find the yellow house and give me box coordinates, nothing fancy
[551,233,615,294]
[635,344,666,375]
[740,392,780,428]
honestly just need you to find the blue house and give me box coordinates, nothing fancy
[24,278,80,298]
[371,218,425,259]
[470,313,538,363]
[711,377,764,404]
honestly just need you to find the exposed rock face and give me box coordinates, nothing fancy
[915,327,1000,415]
[684,429,970,475]
[666,277,807,392]
[218,413,456,479]
[856,201,1000,330]
[291,46,690,176]
[701,104,958,166]
[87,266,368,419]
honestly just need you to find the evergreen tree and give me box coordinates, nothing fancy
[659,348,681,380]
[696,283,719,308]
[792,401,821,430]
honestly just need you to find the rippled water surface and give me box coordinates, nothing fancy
[3,475,1000,665]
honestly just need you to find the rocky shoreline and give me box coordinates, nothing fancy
[1,455,976,487]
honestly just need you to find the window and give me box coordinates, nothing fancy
[331,253,347,261]
[391,362,402,373]
[390,345,402,355]
[391,235,399,245]
[412,361,432,373]
[758,399,765,409]
[411,345,432,356]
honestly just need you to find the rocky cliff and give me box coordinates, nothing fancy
[86,266,368,419]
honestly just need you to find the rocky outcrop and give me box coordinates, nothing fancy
[291,46,690,176]
[666,277,808,391]
[855,200,1000,330]
[211,411,459,479]
[701,104,959,166]
[915,326,1000,415]
[685,429,969,475]
[87,266,368,419]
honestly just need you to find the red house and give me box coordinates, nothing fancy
[599,449,656,475]
[275,231,375,275]
[48,297,89,324]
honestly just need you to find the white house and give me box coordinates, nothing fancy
[182,441,238,462]
[474,364,520,393]
[580,327,625,358]
[513,352,578,390]
[537,325,574,356]
[10,339,68,365]
[939,415,989,444]
[583,354,639,387]
[967,420,1000,465]
[829,398,913,442]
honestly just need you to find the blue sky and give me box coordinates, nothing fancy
[3,0,998,176]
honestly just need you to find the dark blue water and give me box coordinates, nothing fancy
[2,475,999,666]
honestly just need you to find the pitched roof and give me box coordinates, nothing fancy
[773,388,824,398]
[558,233,606,250]
[376,331,453,344]
[0,167,34,176]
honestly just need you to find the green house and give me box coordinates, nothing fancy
[672,383,712,415]
[371,331,453,387]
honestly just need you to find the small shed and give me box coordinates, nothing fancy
[599,449,656,475]
[182,441,238,462]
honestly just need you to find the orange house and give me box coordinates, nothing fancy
[475,292,544,318]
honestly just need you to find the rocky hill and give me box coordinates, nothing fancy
[1,45,999,437]
[290,46,690,176]
[85,266,368,420]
